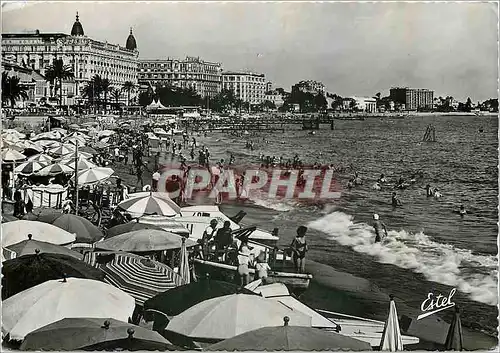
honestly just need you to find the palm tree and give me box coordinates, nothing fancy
[45,58,74,107]
[82,75,103,113]
[100,78,111,113]
[110,87,121,107]
[2,72,29,108]
[121,81,135,106]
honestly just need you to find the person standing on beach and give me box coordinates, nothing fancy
[237,241,252,287]
[290,226,308,273]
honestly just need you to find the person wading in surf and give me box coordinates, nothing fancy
[372,214,388,243]
[290,226,308,273]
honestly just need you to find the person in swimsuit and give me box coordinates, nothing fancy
[290,226,308,273]
[425,184,433,197]
[372,214,388,243]
[392,192,402,208]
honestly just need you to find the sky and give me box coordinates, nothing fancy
[2,1,498,101]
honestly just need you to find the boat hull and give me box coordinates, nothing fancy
[193,258,311,295]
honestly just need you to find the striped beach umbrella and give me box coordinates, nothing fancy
[84,251,184,306]
[64,136,86,146]
[14,160,46,175]
[94,229,196,253]
[48,144,75,157]
[62,156,97,171]
[37,162,73,176]
[72,167,114,185]
[28,153,53,164]
[118,193,181,217]
[1,148,26,162]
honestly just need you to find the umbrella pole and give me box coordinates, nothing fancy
[74,141,79,215]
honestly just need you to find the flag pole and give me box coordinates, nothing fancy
[74,141,79,215]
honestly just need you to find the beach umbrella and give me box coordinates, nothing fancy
[45,214,104,244]
[20,318,176,351]
[117,193,181,217]
[166,294,312,341]
[444,306,464,351]
[68,123,80,130]
[1,138,21,151]
[48,144,75,157]
[2,277,135,341]
[98,130,115,138]
[66,131,90,140]
[6,237,83,260]
[380,295,404,351]
[3,129,26,139]
[34,139,60,149]
[2,221,76,247]
[178,238,190,285]
[62,156,97,171]
[144,279,256,318]
[1,252,104,299]
[31,131,62,142]
[1,148,26,162]
[2,214,19,223]
[2,132,21,143]
[79,145,98,155]
[27,153,53,164]
[24,208,63,223]
[37,162,73,176]
[208,317,372,351]
[105,221,168,239]
[85,251,184,306]
[137,215,191,236]
[72,167,114,185]
[16,140,44,154]
[14,160,46,175]
[64,136,86,146]
[94,229,196,253]
[78,151,93,159]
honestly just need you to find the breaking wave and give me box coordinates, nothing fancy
[308,211,498,306]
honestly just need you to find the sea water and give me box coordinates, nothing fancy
[181,114,498,336]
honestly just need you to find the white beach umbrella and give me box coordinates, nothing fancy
[17,140,44,153]
[34,139,60,149]
[2,129,26,139]
[1,148,26,162]
[97,130,115,138]
[48,144,75,157]
[2,278,135,341]
[1,220,76,248]
[380,296,404,351]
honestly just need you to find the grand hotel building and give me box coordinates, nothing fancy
[1,13,139,105]
[137,57,223,98]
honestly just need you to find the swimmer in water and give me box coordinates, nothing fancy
[347,179,354,189]
[372,182,381,190]
[433,188,442,198]
[372,214,388,243]
[458,204,467,217]
[392,192,402,207]
[425,184,433,197]
[378,174,387,183]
